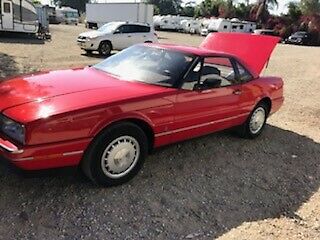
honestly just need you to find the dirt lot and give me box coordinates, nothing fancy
[0,25,319,240]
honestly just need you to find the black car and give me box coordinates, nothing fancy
[285,31,312,45]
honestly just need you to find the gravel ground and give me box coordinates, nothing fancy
[0,25,319,240]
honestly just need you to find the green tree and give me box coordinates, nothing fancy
[147,0,182,15]
[254,0,278,24]
[234,2,252,20]
[287,1,302,22]
[300,0,320,15]
[54,0,89,12]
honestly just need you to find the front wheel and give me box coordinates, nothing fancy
[237,103,268,139]
[81,122,148,186]
[98,41,112,56]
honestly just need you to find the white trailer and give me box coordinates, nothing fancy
[180,19,201,34]
[0,0,39,34]
[207,18,256,34]
[56,7,79,25]
[86,2,154,29]
[155,15,191,31]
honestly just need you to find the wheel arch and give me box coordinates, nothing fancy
[91,117,155,153]
[257,97,272,115]
[99,40,113,49]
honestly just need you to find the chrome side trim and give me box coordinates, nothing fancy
[155,113,249,137]
[62,150,84,156]
[14,157,34,162]
[13,151,84,162]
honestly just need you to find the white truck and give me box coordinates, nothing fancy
[86,2,154,29]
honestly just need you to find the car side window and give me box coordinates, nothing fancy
[200,57,236,87]
[235,61,253,83]
[136,25,150,33]
[181,61,202,90]
[117,25,131,34]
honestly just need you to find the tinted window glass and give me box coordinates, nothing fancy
[4,3,11,13]
[117,25,131,33]
[136,25,150,33]
[236,62,253,82]
[182,57,236,90]
[201,57,235,87]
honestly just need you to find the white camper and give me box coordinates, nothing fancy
[0,0,39,34]
[156,15,191,31]
[86,2,154,29]
[180,19,201,34]
[207,18,256,34]
[56,7,79,25]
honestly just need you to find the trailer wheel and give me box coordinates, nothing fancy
[99,41,112,56]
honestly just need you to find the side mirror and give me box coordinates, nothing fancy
[114,29,121,34]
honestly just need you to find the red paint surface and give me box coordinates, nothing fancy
[0,42,284,171]
[200,33,280,75]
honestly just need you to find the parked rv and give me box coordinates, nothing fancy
[201,18,256,36]
[86,2,154,29]
[0,0,50,37]
[180,19,201,34]
[56,7,79,25]
[155,15,192,31]
[48,6,61,24]
[200,19,213,36]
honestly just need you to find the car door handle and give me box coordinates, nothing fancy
[233,89,242,95]
[128,35,132,38]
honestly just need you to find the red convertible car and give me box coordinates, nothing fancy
[0,33,283,186]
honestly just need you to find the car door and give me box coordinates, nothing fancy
[112,24,137,50]
[1,0,14,29]
[172,56,245,142]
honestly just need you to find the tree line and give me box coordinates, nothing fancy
[49,0,320,41]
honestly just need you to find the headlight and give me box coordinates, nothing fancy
[0,115,25,144]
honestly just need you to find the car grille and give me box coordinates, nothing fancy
[78,36,87,40]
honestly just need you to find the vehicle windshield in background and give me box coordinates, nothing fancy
[293,32,307,37]
[97,23,119,33]
[64,12,78,18]
[93,45,195,87]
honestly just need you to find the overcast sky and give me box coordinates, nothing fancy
[41,0,291,15]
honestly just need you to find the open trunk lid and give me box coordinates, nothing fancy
[200,32,280,76]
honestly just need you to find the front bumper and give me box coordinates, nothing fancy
[0,136,92,171]
[77,38,100,51]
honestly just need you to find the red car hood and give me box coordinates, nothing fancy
[200,33,280,76]
[0,67,172,122]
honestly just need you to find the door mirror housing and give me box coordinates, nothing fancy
[114,29,121,34]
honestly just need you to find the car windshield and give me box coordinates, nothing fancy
[294,32,307,36]
[93,45,195,87]
[98,23,119,33]
[64,12,78,18]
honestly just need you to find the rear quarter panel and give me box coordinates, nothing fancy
[241,76,284,115]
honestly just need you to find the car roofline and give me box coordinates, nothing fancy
[141,43,239,58]
[140,43,259,78]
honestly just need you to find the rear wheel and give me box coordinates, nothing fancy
[98,41,112,56]
[81,122,148,186]
[237,102,269,139]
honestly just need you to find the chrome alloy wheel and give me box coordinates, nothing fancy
[249,107,266,134]
[101,136,140,179]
